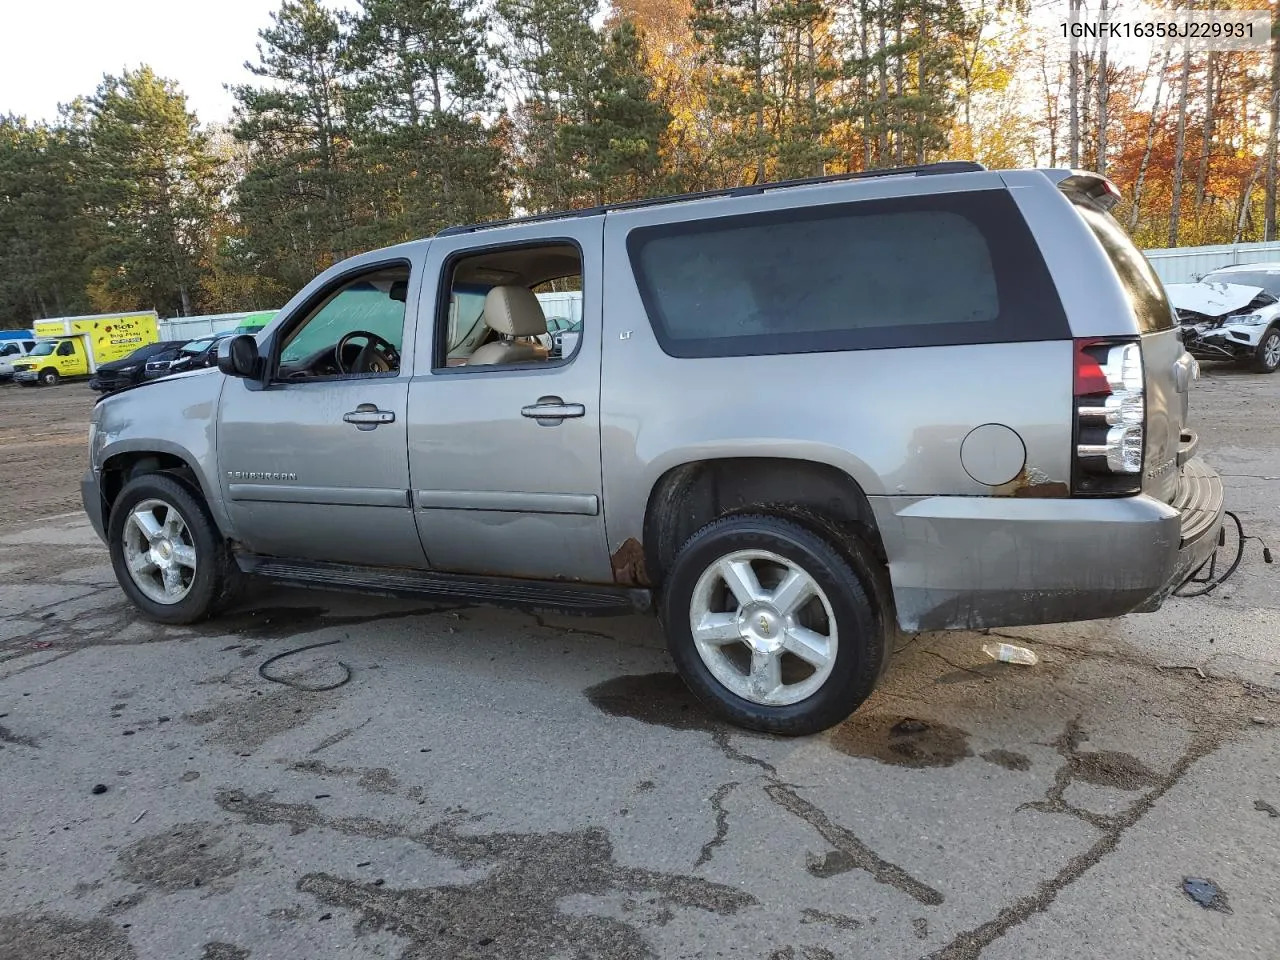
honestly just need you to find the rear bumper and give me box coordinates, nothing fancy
[872,457,1225,632]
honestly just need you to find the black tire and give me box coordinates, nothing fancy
[107,473,237,625]
[1251,327,1280,373]
[39,368,59,386]
[660,513,889,736]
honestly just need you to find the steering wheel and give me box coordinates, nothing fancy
[334,331,400,375]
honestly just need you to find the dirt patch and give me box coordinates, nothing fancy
[0,724,38,748]
[799,908,862,930]
[826,715,972,769]
[0,384,95,527]
[0,911,136,960]
[1070,751,1160,791]
[116,822,255,892]
[184,687,340,753]
[981,749,1031,772]
[287,760,401,795]
[200,944,250,960]
[584,672,718,733]
[217,790,754,960]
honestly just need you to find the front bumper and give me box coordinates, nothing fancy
[81,469,107,544]
[872,457,1226,632]
[12,369,38,383]
[1181,326,1260,360]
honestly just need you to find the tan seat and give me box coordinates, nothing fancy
[467,285,549,366]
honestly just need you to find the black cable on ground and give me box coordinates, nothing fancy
[1174,510,1272,598]
[258,639,352,691]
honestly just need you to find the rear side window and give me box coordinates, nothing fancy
[626,189,1069,358]
[1067,193,1173,334]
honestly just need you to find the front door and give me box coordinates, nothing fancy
[407,219,611,582]
[217,258,427,568]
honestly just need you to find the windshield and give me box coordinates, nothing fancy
[182,338,215,354]
[29,342,55,356]
[1202,270,1280,297]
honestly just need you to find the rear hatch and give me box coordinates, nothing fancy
[1061,183,1189,505]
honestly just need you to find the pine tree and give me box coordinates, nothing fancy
[86,67,223,316]
[0,115,97,324]
[494,0,603,211]
[690,0,835,183]
[344,0,509,238]
[556,19,674,205]
[232,0,355,290]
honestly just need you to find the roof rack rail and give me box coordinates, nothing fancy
[434,160,987,238]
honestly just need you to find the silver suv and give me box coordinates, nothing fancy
[81,162,1223,735]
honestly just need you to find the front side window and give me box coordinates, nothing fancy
[0,344,16,357]
[56,340,76,356]
[277,265,410,379]
[627,189,1067,358]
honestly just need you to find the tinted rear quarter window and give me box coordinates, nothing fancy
[626,189,1069,358]
[1065,192,1173,334]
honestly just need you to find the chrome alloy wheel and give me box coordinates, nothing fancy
[1263,330,1280,369]
[121,498,198,604]
[688,549,838,706]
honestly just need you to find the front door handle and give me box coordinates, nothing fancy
[343,404,395,431]
[521,396,585,425]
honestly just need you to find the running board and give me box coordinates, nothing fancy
[236,555,652,616]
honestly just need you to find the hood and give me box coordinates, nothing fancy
[1166,281,1267,317]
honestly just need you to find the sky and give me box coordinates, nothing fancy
[0,0,289,126]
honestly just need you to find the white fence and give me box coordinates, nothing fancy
[1142,241,1280,284]
[535,292,582,323]
[157,312,274,342]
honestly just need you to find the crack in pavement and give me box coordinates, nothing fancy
[764,783,944,906]
[694,781,737,868]
[215,789,754,959]
[1016,719,1163,830]
[926,720,1251,959]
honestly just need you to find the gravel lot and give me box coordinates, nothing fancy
[0,368,1277,960]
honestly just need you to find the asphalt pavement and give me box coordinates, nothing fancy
[0,364,1277,960]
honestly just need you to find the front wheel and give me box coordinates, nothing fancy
[107,473,237,625]
[39,368,59,386]
[1251,327,1280,373]
[660,514,888,736]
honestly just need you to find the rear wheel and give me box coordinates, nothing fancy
[39,368,59,386]
[660,514,888,736]
[107,473,237,624]
[1252,327,1280,373]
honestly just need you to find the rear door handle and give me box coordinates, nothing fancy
[343,404,395,430]
[521,396,585,425]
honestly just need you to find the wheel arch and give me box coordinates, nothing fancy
[100,443,228,535]
[631,457,888,599]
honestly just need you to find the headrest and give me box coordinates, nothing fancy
[483,285,547,337]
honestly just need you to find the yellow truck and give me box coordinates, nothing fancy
[13,311,160,387]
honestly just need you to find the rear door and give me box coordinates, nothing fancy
[1064,191,1190,504]
[406,219,610,582]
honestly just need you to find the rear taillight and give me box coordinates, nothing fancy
[1072,337,1144,496]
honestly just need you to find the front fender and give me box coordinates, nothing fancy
[94,370,233,536]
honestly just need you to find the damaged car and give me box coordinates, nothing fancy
[1168,262,1280,373]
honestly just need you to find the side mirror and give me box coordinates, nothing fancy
[217,335,260,379]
